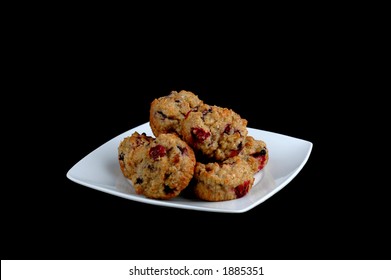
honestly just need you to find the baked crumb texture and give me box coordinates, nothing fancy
[119,90,269,201]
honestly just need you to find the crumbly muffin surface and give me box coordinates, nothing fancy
[126,133,196,200]
[118,132,154,179]
[149,90,203,137]
[181,104,248,161]
[193,156,255,201]
[239,136,269,173]
[118,90,269,202]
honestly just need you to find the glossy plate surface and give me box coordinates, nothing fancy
[67,122,313,213]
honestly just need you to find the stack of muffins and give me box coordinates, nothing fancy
[118,90,269,201]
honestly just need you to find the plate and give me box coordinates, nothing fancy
[66,122,313,213]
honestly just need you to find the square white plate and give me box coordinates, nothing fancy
[67,122,312,213]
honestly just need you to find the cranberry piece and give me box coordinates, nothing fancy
[229,142,243,157]
[149,145,166,160]
[257,155,267,171]
[184,107,199,119]
[224,124,232,134]
[184,110,192,119]
[235,180,251,198]
[191,127,210,143]
[229,149,241,157]
[177,145,188,155]
[253,149,267,171]
[258,158,266,170]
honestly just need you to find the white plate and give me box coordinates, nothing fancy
[67,122,312,213]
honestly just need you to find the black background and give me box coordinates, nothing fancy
[3,13,389,261]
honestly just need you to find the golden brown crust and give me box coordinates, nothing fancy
[193,156,255,201]
[118,90,269,202]
[239,136,269,173]
[118,132,154,179]
[181,104,248,161]
[149,90,203,137]
[125,133,196,200]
